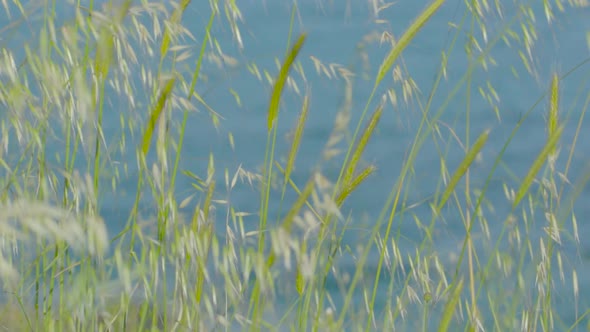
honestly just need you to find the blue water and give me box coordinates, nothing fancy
[2,0,590,330]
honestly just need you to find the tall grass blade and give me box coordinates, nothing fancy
[548,73,559,155]
[188,10,216,100]
[512,125,564,209]
[375,0,445,87]
[140,78,176,158]
[342,106,382,187]
[93,0,132,78]
[94,29,114,79]
[266,178,314,269]
[438,278,464,332]
[436,129,489,212]
[172,0,192,23]
[296,241,309,297]
[281,178,314,233]
[295,263,305,295]
[336,165,376,207]
[283,95,310,194]
[267,33,307,131]
[160,0,191,59]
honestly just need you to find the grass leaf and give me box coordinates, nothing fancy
[93,0,132,78]
[140,78,176,158]
[161,0,191,59]
[438,278,464,332]
[266,178,314,270]
[548,73,559,155]
[281,178,315,233]
[512,125,564,209]
[296,240,308,295]
[94,28,114,79]
[342,106,382,187]
[283,95,310,193]
[336,165,376,207]
[268,33,307,131]
[375,0,446,87]
[437,129,489,212]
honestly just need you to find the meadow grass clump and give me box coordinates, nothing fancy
[0,0,589,331]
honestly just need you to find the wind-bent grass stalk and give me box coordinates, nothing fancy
[247,29,307,329]
[462,14,479,325]
[305,104,383,331]
[276,90,310,317]
[535,72,562,331]
[167,8,215,321]
[37,4,54,328]
[87,3,129,328]
[559,62,590,201]
[134,2,193,325]
[354,0,465,329]
[433,126,490,311]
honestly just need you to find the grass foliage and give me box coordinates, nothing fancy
[0,0,589,331]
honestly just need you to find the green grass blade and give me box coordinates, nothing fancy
[188,10,216,100]
[342,106,382,187]
[283,95,310,194]
[295,240,308,296]
[267,33,307,131]
[436,129,489,212]
[140,78,176,158]
[266,177,314,270]
[547,73,559,155]
[172,0,191,23]
[160,0,191,59]
[512,125,564,209]
[438,278,464,332]
[274,161,325,222]
[115,0,132,23]
[94,28,114,79]
[295,261,305,295]
[93,0,132,78]
[336,165,376,207]
[281,178,315,233]
[375,0,445,87]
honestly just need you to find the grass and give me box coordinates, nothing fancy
[0,0,589,331]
